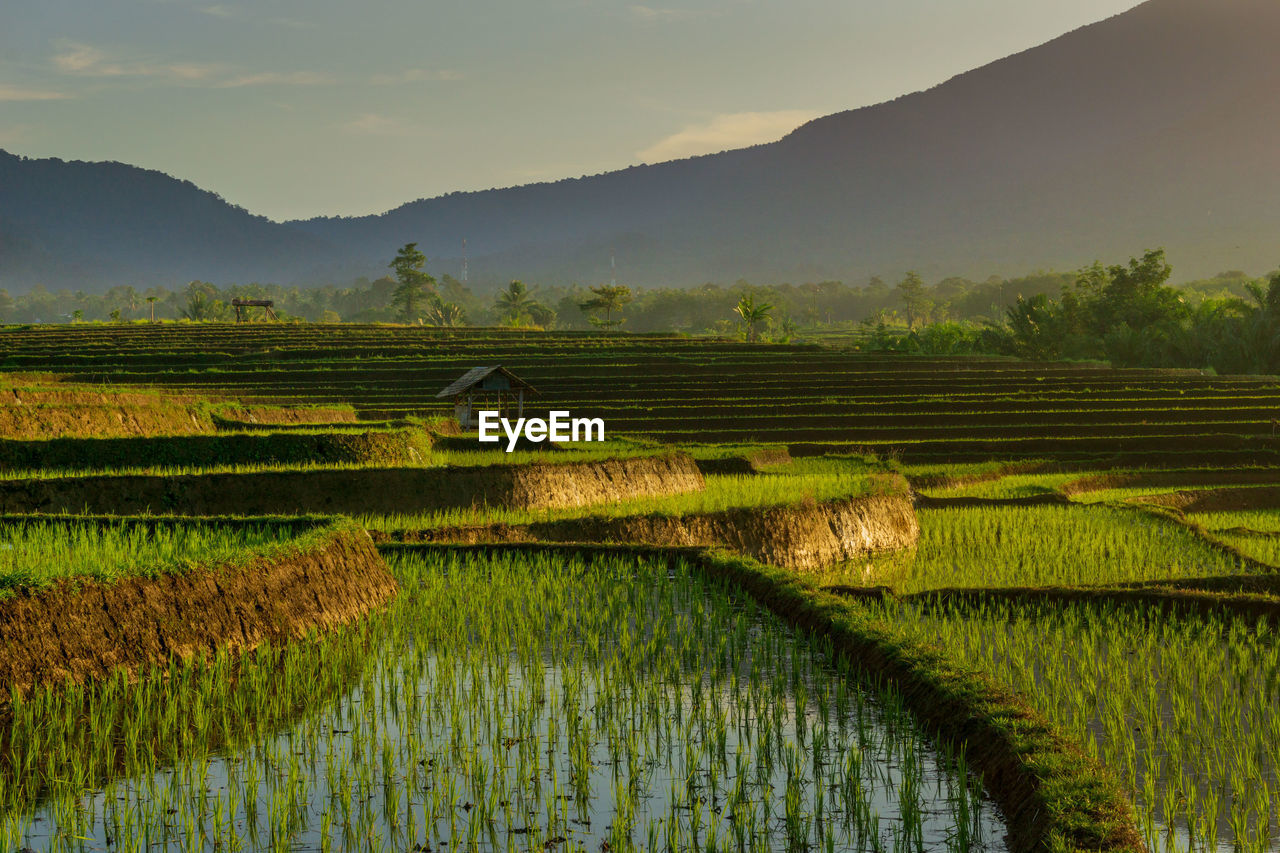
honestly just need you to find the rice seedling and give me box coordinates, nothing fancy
[863,595,1280,853]
[0,520,301,597]
[813,504,1247,593]
[1194,509,1280,534]
[1,549,1005,851]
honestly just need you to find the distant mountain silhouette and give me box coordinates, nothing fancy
[3,0,1278,292]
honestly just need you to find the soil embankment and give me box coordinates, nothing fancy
[0,385,210,438]
[382,494,919,571]
[1129,486,1280,513]
[0,375,360,439]
[0,524,396,693]
[0,453,704,515]
[0,428,431,472]
[1063,469,1280,496]
[694,447,793,475]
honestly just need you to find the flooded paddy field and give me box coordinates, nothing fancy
[2,550,1007,852]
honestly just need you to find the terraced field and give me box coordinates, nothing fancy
[3,323,1279,464]
[5,323,1280,852]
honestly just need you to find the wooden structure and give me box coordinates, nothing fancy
[436,366,537,430]
[232,298,279,322]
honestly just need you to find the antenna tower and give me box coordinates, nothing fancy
[461,238,468,283]
[610,248,616,287]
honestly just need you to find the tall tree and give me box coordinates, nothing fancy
[734,294,773,342]
[577,284,633,328]
[895,271,931,329]
[388,243,436,322]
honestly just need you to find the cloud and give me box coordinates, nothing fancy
[217,71,332,88]
[0,84,72,102]
[341,113,410,136]
[637,110,819,161]
[49,41,327,88]
[200,4,237,17]
[51,40,221,80]
[628,5,716,23]
[369,68,464,85]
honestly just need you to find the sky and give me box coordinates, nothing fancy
[1,0,1144,221]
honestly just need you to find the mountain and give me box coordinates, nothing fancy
[3,0,1279,292]
[0,151,334,291]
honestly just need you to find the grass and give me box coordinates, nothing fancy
[1194,508,1280,533]
[865,595,1280,853]
[812,504,1249,594]
[1210,531,1280,568]
[1,548,1004,852]
[0,520,306,597]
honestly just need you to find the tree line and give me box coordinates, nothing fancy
[1,243,1275,372]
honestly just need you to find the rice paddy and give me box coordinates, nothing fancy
[865,596,1280,853]
[4,324,1280,852]
[813,505,1250,594]
[0,521,305,597]
[2,549,1006,852]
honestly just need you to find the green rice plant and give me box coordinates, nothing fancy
[864,595,1280,853]
[1210,530,1280,567]
[0,519,302,597]
[814,504,1247,594]
[1195,508,1280,534]
[1,549,1004,851]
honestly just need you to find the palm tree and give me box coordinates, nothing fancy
[146,296,158,323]
[495,280,534,326]
[734,294,773,342]
[427,301,466,327]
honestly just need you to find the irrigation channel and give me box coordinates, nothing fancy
[2,550,1007,852]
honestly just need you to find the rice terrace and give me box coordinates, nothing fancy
[0,317,1277,853]
[7,0,1280,850]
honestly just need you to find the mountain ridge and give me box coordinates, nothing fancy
[3,0,1278,292]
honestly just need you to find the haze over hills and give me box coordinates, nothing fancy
[2,0,1278,293]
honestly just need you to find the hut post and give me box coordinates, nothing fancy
[518,388,525,418]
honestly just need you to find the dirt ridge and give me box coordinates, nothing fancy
[380,494,919,571]
[0,453,704,515]
[0,524,396,693]
[1129,485,1280,513]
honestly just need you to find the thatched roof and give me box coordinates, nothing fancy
[435,365,538,399]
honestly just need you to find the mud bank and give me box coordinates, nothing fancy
[0,375,361,439]
[0,453,703,516]
[1064,469,1280,496]
[0,428,431,472]
[915,493,1070,508]
[0,524,396,693]
[213,404,358,427]
[694,446,793,475]
[1130,485,1280,513]
[382,494,919,571]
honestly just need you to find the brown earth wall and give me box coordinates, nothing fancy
[0,453,704,516]
[0,525,397,693]
[1130,486,1280,513]
[383,494,919,571]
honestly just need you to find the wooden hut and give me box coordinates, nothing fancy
[436,366,538,430]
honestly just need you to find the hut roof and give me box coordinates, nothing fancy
[435,365,538,399]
